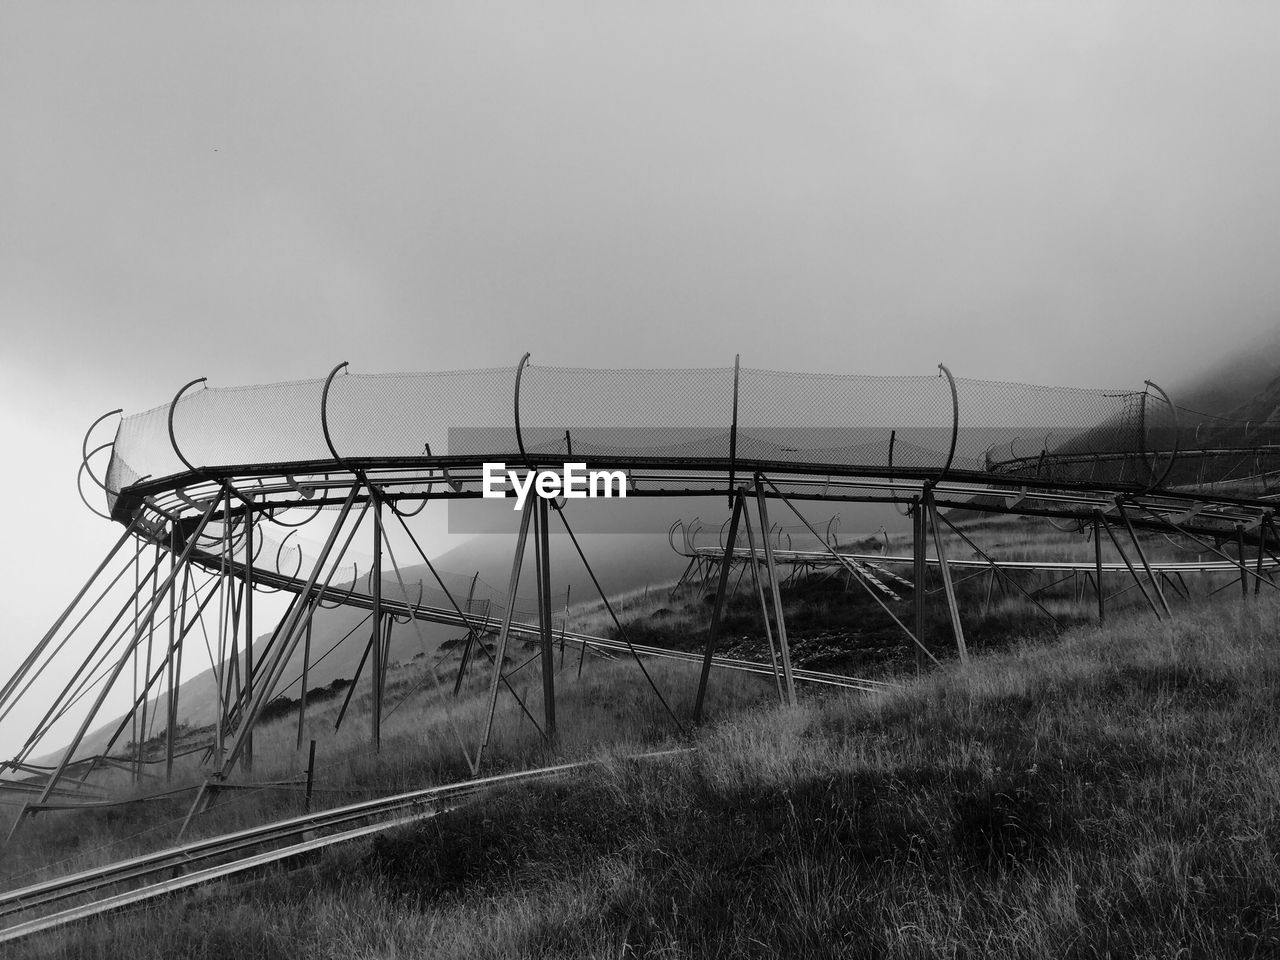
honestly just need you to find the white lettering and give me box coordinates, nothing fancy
[563,462,587,498]
[481,462,626,507]
[482,462,506,499]
[508,468,536,512]
[535,471,561,499]
[589,469,627,498]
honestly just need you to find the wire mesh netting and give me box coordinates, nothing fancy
[101,362,1259,508]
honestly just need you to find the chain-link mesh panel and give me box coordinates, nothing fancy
[736,368,955,472]
[968,379,1153,486]
[325,369,518,460]
[516,365,735,460]
[1159,405,1280,497]
[171,380,332,469]
[105,366,1204,508]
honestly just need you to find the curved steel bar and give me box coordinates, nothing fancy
[667,520,684,555]
[79,442,116,494]
[320,362,350,466]
[825,515,839,547]
[936,364,960,482]
[514,352,532,470]
[317,562,361,609]
[388,492,430,518]
[1143,380,1179,492]
[392,580,425,623]
[266,498,326,529]
[718,515,733,550]
[166,378,208,475]
[76,463,113,520]
[80,410,122,494]
[274,530,304,581]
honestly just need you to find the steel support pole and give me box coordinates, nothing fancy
[1237,524,1249,604]
[755,484,797,706]
[1093,512,1105,623]
[218,487,363,777]
[296,610,313,751]
[535,496,556,739]
[371,498,383,753]
[453,572,482,696]
[924,488,968,667]
[34,497,221,807]
[0,516,144,713]
[913,497,926,673]
[1098,514,1163,619]
[741,497,783,701]
[478,495,536,768]
[1116,503,1171,617]
[693,490,743,722]
[243,497,254,773]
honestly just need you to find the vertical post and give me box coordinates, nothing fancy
[694,490,743,722]
[243,496,254,773]
[741,496,783,701]
[1257,517,1270,597]
[1237,524,1249,604]
[1093,511,1105,623]
[727,354,740,507]
[535,496,556,739]
[924,487,968,667]
[478,494,536,768]
[755,482,797,706]
[304,739,316,812]
[912,497,926,673]
[296,610,312,751]
[370,498,383,753]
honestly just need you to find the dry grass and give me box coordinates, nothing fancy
[17,590,1280,958]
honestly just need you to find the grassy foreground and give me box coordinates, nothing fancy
[23,594,1280,959]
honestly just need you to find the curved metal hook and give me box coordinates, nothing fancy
[936,364,959,482]
[1142,380,1179,492]
[275,530,304,581]
[81,409,122,495]
[667,519,685,555]
[76,462,113,520]
[317,561,360,609]
[167,378,208,474]
[393,579,425,623]
[686,517,703,553]
[389,492,430,519]
[320,361,350,466]
[514,352,533,470]
[825,515,840,547]
[80,441,116,494]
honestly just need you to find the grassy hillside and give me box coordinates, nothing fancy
[15,583,1280,957]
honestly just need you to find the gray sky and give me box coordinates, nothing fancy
[2,2,1279,748]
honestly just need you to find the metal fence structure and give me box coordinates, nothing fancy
[8,355,1280,840]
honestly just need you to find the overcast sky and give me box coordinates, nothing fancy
[2,2,1279,749]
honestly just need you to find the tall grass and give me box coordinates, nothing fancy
[19,591,1280,958]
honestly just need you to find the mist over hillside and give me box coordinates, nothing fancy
[1168,323,1280,416]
